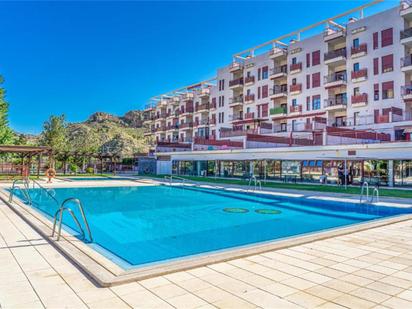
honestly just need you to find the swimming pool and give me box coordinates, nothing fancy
[13,185,411,268]
[63,177,135,181]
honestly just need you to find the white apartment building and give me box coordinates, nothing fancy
[142,1,412,186]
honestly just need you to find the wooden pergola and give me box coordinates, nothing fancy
[0,145,52,178]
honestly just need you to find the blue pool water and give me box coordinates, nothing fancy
[12,185,411,268]
[63,177,134,181]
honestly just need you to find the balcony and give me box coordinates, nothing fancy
[351,93,368,107]
[209,118,216,125]
[210,101,217,110]
[324,48,346,65]
[244,76,255,85]
[166,124,179,131]
[229,77,244,89]
[324,72,347,88]
[375,115,390,124]
[401,27,412,45]
[269,47,287,59]
[155,113,167,119]
[194,118,209,127]
[269,85,288,99]
[179,122,193,130]
[229,114,243,122]
[324,28,345,42]
[351,68,368,83]
[351,43,367,58]
[324,96,347,111]
[195,103,209,112]
[289,62,302,74]
[289,84,302,95]
[289,105,302,115]
[229,96,244,107]
[155,126,166,132]
[401,55,412,72]
[179,107,194,115]
[198,88,210,98]
[270,65,288,79]
[244,112,255,120]
[402,85,412,100]
[270,106,287,118]
[244,94,255,103]
[229,62,243,72]
[401,1,412,18]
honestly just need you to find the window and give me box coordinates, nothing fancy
[306,96,311,111]
[262,66,269,79]
[306,74,311,89]
[246,89,251,96]
[292,78,297,85]
[381,28,393,47]
[353,38,359,48]
[292,57,297,64]
[381,54,394,73]
[373,58,379,75]
[246,107,250,113]
[312,50,320,66]
[374,83,379,101]
[382,81,394,99]
[257,86,261,99]
[353,63,360,72]
[280,123,287,132]
[373,32,379,49]
[306,53,310,67]
[262,85,268,98]
[353,87,360,96]
[312,95,321,110]
[292,98,297,106]
[354,112,360,126]
[312,72,321,88]
[258,68,261,80]
[222,96,225,106]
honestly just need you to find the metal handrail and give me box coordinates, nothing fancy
[370,186,380,203]
[248,176,262,192]
[52,198,93,242]
[9,179,32,205]
[31,179,59,206]
[360,181,369,203]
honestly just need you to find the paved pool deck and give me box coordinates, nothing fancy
[0,179,412,308]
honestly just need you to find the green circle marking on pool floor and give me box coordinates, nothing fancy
[223,208,249,213]
[255,209,282,215]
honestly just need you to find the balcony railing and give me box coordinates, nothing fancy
[375,115,390,124]
[289,62,302,72]
[289,105,302,113]
[401,55,412,68]
[270,85,288,96]
[270,106,287,115]
[210,101,217,109]
[179,122,193,129]
[194,118,209,126]
[166,124,179,130]
[229,114,243,121]
[195,103,209,112]
[180,107,194,114]
[270,65,288,76]
[289,84,302,93]
[401,27,412,40]
[244,112,255,119]
[229,77,244,87]
[351,93,368,105]
[324,72,347,84]
[244,76,255,84]
[245,94,255,102]
[324,96,348,107]
[155,126,166,132]
[351,43,367,56]
[351,68,367,80]
[230,96,244,105]
[401,85,412,97]
[324,48,346,61]
[210,118,216,125]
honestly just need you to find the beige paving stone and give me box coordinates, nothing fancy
[314,267,347,279]
[339,274,374,287]
[397,290,412,302]
[350,287,391,304]
[139,276,171,289]
[305,285,343,301]
[381,296,412,309]
[87,296,131,309]
[353,269,387,281]
[366,281,403,296]
[212,295,257,309]
[174,277,213,293]
[281,276,317,290]
[333,294,376,309]
[298,271,333,284]
[151,283,188,299]
[167,293,208,309]
[260,282,298,298]
[241,289,298,308]
[378,275,412,290]
[324,279,359,293]
[285,291,327,308]
[314,301,347,309]
[118,289,172,308]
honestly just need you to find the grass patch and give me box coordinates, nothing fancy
[149,174,412,199]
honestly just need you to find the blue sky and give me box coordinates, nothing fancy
[0,0,396,134]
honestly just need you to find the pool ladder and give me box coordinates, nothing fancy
[248,176,262,192]
[9,178,32,205]
[52,198,93,242]
[360,181,380,204]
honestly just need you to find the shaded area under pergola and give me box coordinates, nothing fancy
[0,145,52,178]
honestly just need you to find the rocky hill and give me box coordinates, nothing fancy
[67,111,152,158]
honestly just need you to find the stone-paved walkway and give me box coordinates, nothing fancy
[0,201,412,309]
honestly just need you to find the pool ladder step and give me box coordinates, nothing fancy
[360,181,380,204]
[52,198,93,242]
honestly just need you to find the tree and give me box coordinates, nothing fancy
[39,114,69,152]
[0,76,16,144]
